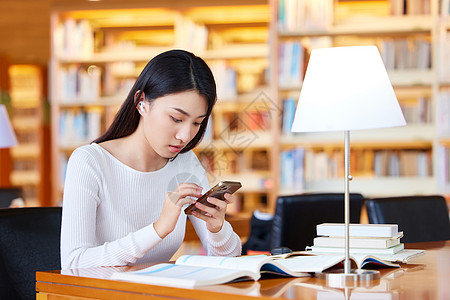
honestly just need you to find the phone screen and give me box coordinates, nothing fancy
[184,181,242,215]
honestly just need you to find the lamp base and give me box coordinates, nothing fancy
[316,268,380,288]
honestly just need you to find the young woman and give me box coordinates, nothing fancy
[60,50,242,269]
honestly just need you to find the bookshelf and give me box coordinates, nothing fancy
[50,0,450,212]
[437,0,450,193]
[0,56,13,187]
[6,64,51,206]
[49,3,272,211]
[270,0,450,207]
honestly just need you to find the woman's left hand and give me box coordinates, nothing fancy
[191,193,235,233]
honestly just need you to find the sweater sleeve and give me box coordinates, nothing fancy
[187,155,242,257]
[60,147,163,269]
[189,216,242,257]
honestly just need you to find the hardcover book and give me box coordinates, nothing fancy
[316,223,399,238]
[306,243,405,255]
[313,232,403,249]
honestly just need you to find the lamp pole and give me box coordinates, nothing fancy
[344,130,351,274]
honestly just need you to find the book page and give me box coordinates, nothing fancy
[350,254,399,269]
[272,255,345,273]
[111,263,257,288]
[375,249,426,263]
[176,255,268,275]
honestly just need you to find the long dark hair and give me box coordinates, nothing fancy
[94,49,216,153]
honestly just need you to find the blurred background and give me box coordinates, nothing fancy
[0,0,449,219]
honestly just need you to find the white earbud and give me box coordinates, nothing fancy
[138,101,145,112]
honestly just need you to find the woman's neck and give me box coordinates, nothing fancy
[99,134,168,172]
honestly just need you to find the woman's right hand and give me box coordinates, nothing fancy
[153,183,203,239]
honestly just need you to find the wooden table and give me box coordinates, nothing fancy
[36,241,449,300]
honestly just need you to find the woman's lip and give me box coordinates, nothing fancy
[169,145,183,153]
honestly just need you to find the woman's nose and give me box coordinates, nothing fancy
[175,124,192,142]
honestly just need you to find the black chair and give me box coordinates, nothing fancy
[242,211,274,255]
[267,193,364,252]
[0,187,24,208]
[0,207,62,300]
[365,195,450,243]
[242,193,365,254]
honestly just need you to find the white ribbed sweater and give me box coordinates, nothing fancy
[60,143,241,269]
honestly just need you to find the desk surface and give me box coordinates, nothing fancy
[36,241,449,300]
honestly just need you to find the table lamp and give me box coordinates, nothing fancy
[0,104,18,148]
[291,46,406,285]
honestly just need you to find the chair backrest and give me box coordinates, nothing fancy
[0,187,23,208]
[270,193,364,251]
[0,207,62,300]
[242,211,273,255]
[365,195,450,243]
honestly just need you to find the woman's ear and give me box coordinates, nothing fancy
[134,90,146,103]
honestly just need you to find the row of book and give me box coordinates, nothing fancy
[278,0,436,33]
[380,38,431,70]
[280,148,432,186]
[209,61,238,101]
[278,0,333,32]
[390,0,431,15]
[280,147,305,192]
[282,95,432,135]
[439,32,450,81]
[12,159,38,172]
[175,19,208,55]
[197,147,270,176]
[445,0,450,15]
[59,65,101,103]
[53,18,94,59]
[400,96,433,124]
[58,61,258,104]
[278,42,306,87]
[281,98,297,135]
[278,38,432,89]
[59,109,102,147]
[373,150,432,177]
[437,90,450,137]
[59,153,68,189]
[197,150,243,178]
[53,17,209,60]
[211,111,270,141]
[437,146,450,188]
[195,61,266,102]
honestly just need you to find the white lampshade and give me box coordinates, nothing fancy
[291,46,406,132]
[0,104,18,148]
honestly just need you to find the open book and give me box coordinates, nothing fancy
[110,253,400,288]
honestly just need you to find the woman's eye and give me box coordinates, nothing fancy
[171,116,182,123]
[194,122,202,126]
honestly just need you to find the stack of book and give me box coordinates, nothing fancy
[306,223,405,255]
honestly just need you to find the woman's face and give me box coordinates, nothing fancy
[140,90,208,159]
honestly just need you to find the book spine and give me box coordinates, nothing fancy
[316,224,398,237]
[307,243,404,255]
[313,236,400,249]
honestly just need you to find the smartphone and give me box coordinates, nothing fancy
[184,181,242,215]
